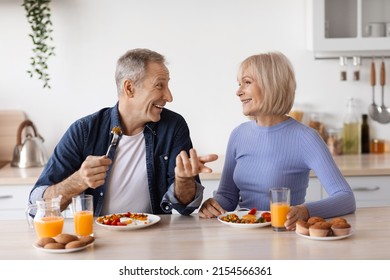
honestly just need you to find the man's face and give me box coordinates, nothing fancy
[133,62,173,123]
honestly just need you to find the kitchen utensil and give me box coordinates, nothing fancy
[11,120,48,168]
[25,195,64,238]
[368,61,380,121]
[377,60,390,124]
[105,126,122,157]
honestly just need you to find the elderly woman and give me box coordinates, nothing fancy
[199,52,356,230]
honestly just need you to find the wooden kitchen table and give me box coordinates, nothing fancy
[0,207,389,260]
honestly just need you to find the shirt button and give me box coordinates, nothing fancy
[100,192,103,196]
[164,156,168,160]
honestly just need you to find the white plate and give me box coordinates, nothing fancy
[95,213,160,231]
[295,231,354,241]
[217,211,271,228]
[33,241,94,253]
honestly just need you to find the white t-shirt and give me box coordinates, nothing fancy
[101,131,151,214]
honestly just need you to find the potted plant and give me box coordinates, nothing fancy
[22,0,55,89]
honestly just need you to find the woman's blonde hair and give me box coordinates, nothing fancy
[238,52,296,116]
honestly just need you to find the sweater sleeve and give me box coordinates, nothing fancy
[300,129,356,218]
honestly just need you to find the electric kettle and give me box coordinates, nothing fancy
[11,120,48,168]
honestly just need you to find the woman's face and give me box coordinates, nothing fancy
[236,71,263,117]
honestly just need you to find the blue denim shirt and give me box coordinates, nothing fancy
[29,103,203,215]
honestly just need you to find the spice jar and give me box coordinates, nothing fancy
[370,139,385,154]
[309,113,328,142]
[327,129,343,155]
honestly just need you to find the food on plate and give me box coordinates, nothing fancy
[307,216,326,225]
[44,242,65,250]
[96,212,150,226]
[65,240,85,249]
[295,219,310,236]
[241,214,257,223]
[36,237,56,247]
[309,222,332,237]
[35,233,94,251]
[54,233,79,244]
[331,222,351,236]
[261,211,271,222]
[220,210,270,224]
[296,215,353,238]
[79,235,95,245]
[329,217,347,225]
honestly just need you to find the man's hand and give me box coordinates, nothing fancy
[79,155,112,189]
[174,149,218,205]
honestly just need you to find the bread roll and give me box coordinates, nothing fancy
[65,240,85,249]
[54,233,79,244]
[36,237,56,247]
[44,242,65,249]
[79,235,95,245]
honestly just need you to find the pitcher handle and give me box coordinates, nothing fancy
[25,204,37,229]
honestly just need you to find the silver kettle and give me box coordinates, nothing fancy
[11,120,48,168]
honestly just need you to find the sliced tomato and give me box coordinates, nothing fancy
[261,211,271,222]
[248,207,257,215]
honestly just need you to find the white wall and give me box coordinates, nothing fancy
[1,0,389,157]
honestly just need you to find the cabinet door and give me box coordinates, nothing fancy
[307,177,323,202]
[0,185,32,220]
[346,176,390,207]
[306,0,390,57]
[321,176,390,207]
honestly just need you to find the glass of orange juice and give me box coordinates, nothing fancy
[72,194,94,236]
[270,188,290,231]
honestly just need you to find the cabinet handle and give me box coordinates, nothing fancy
[351,186,380,192]
[0,195,13,199]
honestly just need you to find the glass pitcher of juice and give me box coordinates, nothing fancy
[26,195,64,238]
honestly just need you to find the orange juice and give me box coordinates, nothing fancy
[74,210,93,236]
[270,202,290,229]
[34,216,64,238]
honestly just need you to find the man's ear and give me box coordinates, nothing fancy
[123,79,135,97]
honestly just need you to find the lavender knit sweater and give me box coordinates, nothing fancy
[214,117,356,218]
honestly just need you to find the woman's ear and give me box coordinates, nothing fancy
[123,79,135,97]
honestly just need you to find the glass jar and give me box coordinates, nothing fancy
[370,139,385,154]
[327,129,343,155]
[309,113,328,142]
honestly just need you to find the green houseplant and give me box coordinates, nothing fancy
[22,0,55,89]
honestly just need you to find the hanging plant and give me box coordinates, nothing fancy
[22,0,55,89]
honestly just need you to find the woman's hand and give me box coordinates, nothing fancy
[199,198,226,218]
[284,205,309,230]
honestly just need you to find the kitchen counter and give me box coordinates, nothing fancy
[0,153,389,185]
[0,207,389,260]
[200,153,390,180]
[0,163,43,185]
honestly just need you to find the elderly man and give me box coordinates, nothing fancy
[29,48,217,216]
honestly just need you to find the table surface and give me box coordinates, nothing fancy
[1,207,389,260]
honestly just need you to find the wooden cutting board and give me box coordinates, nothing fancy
[0,110,26,162]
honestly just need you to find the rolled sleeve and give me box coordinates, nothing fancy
[161,181,204,215]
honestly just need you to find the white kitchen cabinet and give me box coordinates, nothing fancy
[306,0,390,58]
[0,185,31,220]
[321,175,390,207]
